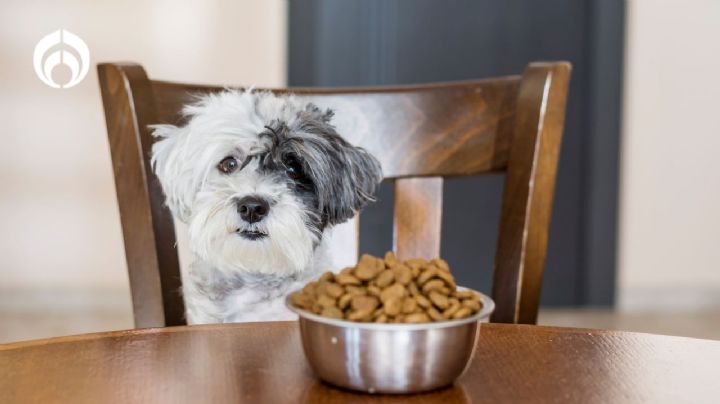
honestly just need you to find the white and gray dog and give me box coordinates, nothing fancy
[150,90,382,324]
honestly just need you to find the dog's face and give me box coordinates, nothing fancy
[151,90,382,276]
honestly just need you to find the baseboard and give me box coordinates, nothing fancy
[619,287,720,312]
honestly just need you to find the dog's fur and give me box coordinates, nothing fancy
[151,90,382,324]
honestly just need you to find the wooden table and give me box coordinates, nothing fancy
[1,322,719,403]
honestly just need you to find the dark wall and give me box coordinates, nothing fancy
[289,0,624,306]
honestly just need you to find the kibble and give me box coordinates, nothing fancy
[376,270,395,288]
[336,273,361,286]
[428,291,449,310]
[324,283,344,298]
[290,252,483,323]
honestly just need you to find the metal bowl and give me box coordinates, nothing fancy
[286,288,495,394]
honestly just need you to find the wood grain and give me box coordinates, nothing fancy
[393,177,443,260]
[151,78,521,178]
[491,63,571,324]
[98,64,184,328]
[2,323,719,403]
[97,61,570,327]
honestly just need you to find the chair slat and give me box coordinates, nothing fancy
[151,79,520,179]
[393,177,443,260]
[98,64,185,328]
[491,63,571,324]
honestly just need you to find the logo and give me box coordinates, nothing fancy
[33,29,90,88]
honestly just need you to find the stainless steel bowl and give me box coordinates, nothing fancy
[286,289,495,394]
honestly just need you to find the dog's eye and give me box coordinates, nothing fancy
[284,158,304,180]
[218,156,239,174]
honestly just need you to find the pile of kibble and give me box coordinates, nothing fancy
[290,252,483,323]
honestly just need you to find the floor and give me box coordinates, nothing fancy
[1,290,719,344]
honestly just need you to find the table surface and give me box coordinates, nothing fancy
[1,322,719,404]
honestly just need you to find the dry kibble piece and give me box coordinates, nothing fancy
[443,299,462,319]
[321,306,344,319]
[430,258,450,271]
[355,261,381,280]
[375,270,395,288]
[317,294,337,309]
[324,283,344,298]
[429,291,449,310]
[452,307,472,320]
[455,290,475,300]
[338,293,353,309]
[363,254,385,271]
[436,270,457,289]
[404,313,431,323]
[417,268,439,286]
[358,254,376,267]
[367,285,382,297]
[426,263,440,272]
[302,282,317,296]
[422,279,445,294]
[408,282,420,296]
[319,271,335,282]
[345,285,366,296]
[336,273,361,286]
[291,292,312,310]
[402,297,418,314]
[415,294,431,308]
[351,295,379,312]
[376,314,388,323]
[393,265,413,285]
[384,251,399,267]
[427,307,445,321]
[383,297,403,316]
[462,299,481,312]
[410,266,421,279]
[348,309,373,322]
[380,283,406,303]
[405,258,428,270]
[314,281,329,296]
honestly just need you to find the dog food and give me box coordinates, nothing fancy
[290,252,483,323]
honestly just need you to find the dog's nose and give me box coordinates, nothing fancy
[237,196,270,223]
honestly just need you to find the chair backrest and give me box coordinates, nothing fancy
[98,61,571,328]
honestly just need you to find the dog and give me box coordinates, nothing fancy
[150,90,383,324]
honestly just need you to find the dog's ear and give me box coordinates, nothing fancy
[287,105,383,225]
[321,143,383,225]
[150,124,196,223]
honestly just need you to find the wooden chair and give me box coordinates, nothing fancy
[98,61,571,328]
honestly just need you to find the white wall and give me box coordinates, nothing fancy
[619,0,720,310]
[0,0,287,294]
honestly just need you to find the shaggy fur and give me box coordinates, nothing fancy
[151,90,382,323]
